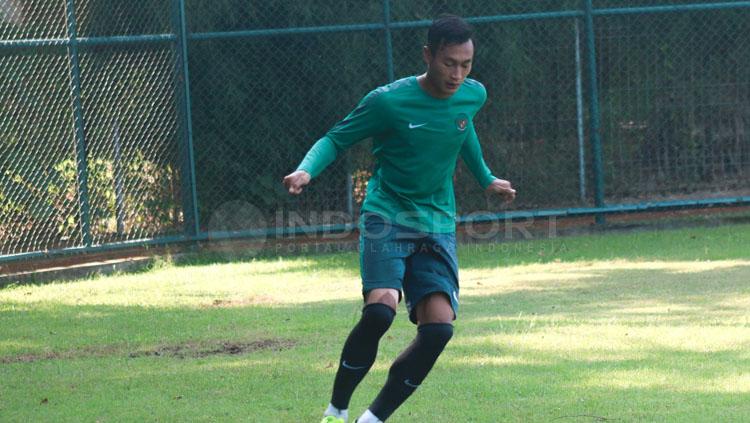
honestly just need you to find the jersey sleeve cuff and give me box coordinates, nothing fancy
[295,166,316,179]
[480,174,496,190]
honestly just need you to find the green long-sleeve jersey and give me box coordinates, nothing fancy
[296,75,496,233]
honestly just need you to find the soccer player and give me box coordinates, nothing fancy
[283,15,516,423]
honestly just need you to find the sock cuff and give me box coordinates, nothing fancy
[363,302,396,317]
[417,322,453,332]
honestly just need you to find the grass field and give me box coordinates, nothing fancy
[1,223,750,422]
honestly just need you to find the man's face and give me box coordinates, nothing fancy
[424,39,474,98]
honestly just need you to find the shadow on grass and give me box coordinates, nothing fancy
[434,348,750,421]
[459,264,750,322]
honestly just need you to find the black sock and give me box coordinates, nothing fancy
[369,323,454,421]
[330,303,395,410]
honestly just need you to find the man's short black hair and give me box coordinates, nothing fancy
[427,15,474,56]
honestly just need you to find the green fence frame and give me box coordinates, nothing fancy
[1,0,750,264]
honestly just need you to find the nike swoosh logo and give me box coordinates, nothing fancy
[404,379,420,388]
[341,360,368,370]
[408,122,427,129]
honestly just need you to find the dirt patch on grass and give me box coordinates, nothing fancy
[1,339,295,364]
[206,296,277,307]
[1,351,65,364]
[1,344,125,364]
[128,339,295,359]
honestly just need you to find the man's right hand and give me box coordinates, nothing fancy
[282,170,311,195]
[486,178,516,203]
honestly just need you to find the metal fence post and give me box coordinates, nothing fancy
[582,0,606,224]
[383,0,395,82]
[112,119,125,236]
[574,19,587,204]
[346,158,354,218]
[173,0,200,237]
[65,0,92,247]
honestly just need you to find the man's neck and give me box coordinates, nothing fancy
[416,73,450,99]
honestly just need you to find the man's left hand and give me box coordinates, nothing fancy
[486,178,516,203]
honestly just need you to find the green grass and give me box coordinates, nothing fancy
[2,223,750,422]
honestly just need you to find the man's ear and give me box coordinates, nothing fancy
[422,45,432,65]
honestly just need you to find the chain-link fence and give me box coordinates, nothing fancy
[1,0,749,262]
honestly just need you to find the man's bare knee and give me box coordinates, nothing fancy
[365,288,399,312]
[415,292,454,325]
